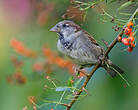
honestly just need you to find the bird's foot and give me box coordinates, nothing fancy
[98,55,106,65]
[73,65,89,77]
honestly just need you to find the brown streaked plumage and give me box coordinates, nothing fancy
[63,20,97,44]
[50,20,124,77]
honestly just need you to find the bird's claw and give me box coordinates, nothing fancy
[98,55,106,65]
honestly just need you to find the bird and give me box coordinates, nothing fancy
[50,20,124,77]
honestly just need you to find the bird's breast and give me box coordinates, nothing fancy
[57,40,71,55]
[56,33,102,66]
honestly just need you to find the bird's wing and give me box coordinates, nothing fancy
[82,30,98,45]
[69,34,103,65]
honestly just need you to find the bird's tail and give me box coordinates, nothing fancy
[103,60,124,78]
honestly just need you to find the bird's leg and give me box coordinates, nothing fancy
[78,69,89,77]
[98,54,107,66]
[73,65,82,76]
[73,66,89,77]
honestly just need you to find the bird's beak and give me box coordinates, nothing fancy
[50,26,61,32]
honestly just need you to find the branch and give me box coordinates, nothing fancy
[64,7,138,110]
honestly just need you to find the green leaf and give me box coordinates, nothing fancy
[56,87,71,91]
[117,1,133,11]
[67,76,74,87]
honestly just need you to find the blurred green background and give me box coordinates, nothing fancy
[0,0,138,110]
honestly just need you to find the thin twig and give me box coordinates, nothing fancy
[102,39,109,48]
[64,8,138,110]
[55,90,66,108]
[66,64,100,110]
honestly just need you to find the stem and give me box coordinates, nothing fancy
[50,80,57,88]
[66,64,100,110]
[55,90,66,108]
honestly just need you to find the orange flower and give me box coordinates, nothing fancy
[10,39,25,54]
[121,38,130,46]
[43,46,75,74]
[55,57,68,68]
[121,21,135,52]
[33,62,44,72]
[6,71,27,85]
[11,56,23,68]
[117,36,122,42]
[10,39,37,58]
[129,32,134,37]
[14,72,27,84]
[24,49,37,58]
[127,21,134,28]
[42,47,55,57]
[67,63,75,74]
[10,39,23,48]
[127,46,133,52]
[124,27,132,35]
[128,36,134,42]
[130,43,135,48]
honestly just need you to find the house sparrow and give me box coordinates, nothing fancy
[50,20,124,77]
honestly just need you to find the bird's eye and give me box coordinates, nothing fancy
[63,24,69,28]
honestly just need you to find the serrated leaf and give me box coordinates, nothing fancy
[117,1,133,11]
[56,87,71,91]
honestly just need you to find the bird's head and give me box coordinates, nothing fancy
[50,20,81,38]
